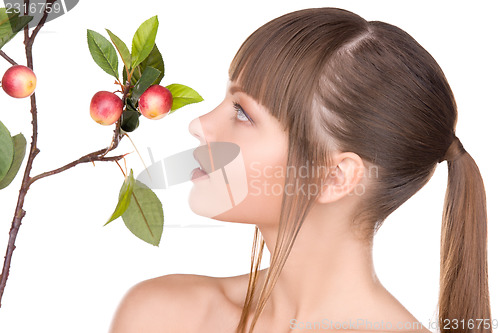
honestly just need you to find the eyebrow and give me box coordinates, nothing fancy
[229,85,243,95]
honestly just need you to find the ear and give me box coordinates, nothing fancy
[316,152,365,204]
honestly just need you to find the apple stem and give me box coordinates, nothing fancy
[128,67,136,83]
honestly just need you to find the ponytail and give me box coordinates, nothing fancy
[439,137,491,332]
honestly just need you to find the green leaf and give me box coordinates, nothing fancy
[131,16,159,69]
[120,109,140,133]
[125,44,164,86]
[0,133,26,189]
[0,121,14,182]
[106,29,132,72]
[105,169,136,225]
[125,97,138,112]
[130,66,161,104]
[122,179,163,246]
[87,29,119,79]
[166,83,204,113]
[0,8,33,50]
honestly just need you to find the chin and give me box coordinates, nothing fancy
[189,181,282,228]
[188,168,249,219]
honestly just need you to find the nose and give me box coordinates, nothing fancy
[188,116,207,145]
[189,101,223,145]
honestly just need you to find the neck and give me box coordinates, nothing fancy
[254,201,384,323]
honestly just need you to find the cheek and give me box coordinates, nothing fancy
[245,161,287,224]
[217,146,288,225]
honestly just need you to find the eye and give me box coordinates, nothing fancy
[232,102,253,124]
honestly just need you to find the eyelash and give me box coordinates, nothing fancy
[232,102,253,124]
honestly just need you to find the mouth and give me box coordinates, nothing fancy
[192,147,211,181]
[193,147,210,172]
[190,167,209,181]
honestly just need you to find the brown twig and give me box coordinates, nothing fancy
[28,152,127,185]
[0,50,18,66]
[0,0,129,307]
[103,82,129,156]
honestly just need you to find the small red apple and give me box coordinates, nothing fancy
[1,65,37,98]
[138,85,173,120]
[90,91,123,126]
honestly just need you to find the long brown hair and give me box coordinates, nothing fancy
[229,8,490,332]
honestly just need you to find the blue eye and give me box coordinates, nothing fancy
[233,102,252,123]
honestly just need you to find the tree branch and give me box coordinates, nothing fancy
[26,0,57,48]
[0,0,52,308]
[0,51,18,66]
[0,0,129,307]
[28,152,127,185]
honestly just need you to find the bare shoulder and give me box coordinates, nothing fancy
[108,273,246,333]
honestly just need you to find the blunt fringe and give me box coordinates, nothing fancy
[228,7,490,333]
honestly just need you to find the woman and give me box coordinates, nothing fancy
[109,7,490,333]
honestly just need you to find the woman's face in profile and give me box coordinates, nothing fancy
[188,81,289,227]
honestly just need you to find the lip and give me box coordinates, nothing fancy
[193,146,211,174]
[190,167,209,181]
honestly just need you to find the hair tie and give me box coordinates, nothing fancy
[439,136,466,163]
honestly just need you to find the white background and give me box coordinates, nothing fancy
[0,0,498,332]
